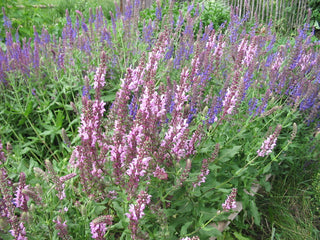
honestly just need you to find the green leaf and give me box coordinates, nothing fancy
[235,167,247,176]
[249,201,260,226]
[0,41,6,51]
[55,110,64,128]
[199,225,221,238]
[41,130,56,137]
[218,146,242,163]
[177,201,193,214]
[101,92,117,102]
[262,164,271,174]
[112,201,124,216]
[180,221,193,236]
[193,186,201,197]
[94,205,106,215]
[18,118,27,126]
[109,220,124,230]
[234,231,251,240]
[24,101,33,117]
[21,146,32,155]
[264,181,271,192]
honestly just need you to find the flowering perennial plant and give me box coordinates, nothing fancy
[1,0,320,239]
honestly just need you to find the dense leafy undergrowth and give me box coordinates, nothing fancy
[1,0,320,239]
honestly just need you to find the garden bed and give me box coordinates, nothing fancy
[0,0,319,239]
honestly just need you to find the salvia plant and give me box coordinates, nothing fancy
[0,0,320,239]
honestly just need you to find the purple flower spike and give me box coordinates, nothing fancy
[2,7,12,29]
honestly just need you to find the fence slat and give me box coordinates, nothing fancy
[298,0,306,28]
[250,0,255,21]
[261,0,265,23]
[289,0,295,29]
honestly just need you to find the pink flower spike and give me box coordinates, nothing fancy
[153,165,168,180]
[90,215,113,240]
[13,172,29,211]
[222,188,237,212]
[222,87,239,115]
[126,191,151,238]
[257,125,282,157]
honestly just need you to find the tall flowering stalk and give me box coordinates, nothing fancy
[0,143,28,240]
[72,52,108,199]
[125,190,151,239]
[13,172,29,212]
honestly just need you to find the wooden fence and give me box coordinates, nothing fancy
[119,0,309,30]
[225,0,309,29]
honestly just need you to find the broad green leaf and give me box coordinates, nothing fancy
[177,201,193,214]
[218,146,242,163]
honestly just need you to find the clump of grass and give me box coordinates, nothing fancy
[228,121,320,239]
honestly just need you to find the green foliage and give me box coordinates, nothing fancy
[199,0,230,30]
[0,0,59,40]
[0,69,80,163]
[0,0,116,42]
[227,119,320,239]
[54,0,116,21]
[139,0,230,32]
[309,0,320,30]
